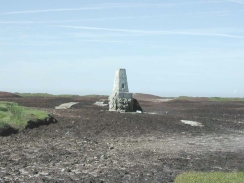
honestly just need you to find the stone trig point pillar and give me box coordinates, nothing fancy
[109,69,142,112]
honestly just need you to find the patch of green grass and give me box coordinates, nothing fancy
[175,172,244,183]
[209,97,244,102]
[175,96,244,102]
[0,101,50,131]
[178,96,192,99]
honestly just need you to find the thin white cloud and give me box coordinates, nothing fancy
[0,39,133,46]
[228,0,244,4]
[0,7,107,15]
[0,41,68,46]
[68,32,145,38]
[0,1,225,15]
[55,25,244,39]
[0,4,174,15]
[0,15,165,24]
[1,10,233,25]
[81,39,132,43]
[0,21,34,24]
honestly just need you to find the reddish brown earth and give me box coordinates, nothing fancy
[0,93,244,182]
[0,92,20,98]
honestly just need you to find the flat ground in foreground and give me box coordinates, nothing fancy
[0,94,244,182]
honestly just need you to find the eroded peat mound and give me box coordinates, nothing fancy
[0,92,21,98]
[0,95,244,182]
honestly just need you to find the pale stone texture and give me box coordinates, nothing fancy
[55,102,79,109]
[109,69,142,112]
[112,69,129,93]
[94,99,109,107]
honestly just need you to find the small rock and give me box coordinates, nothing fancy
[39,172,49,176]
[100,155,108,160]
[32,169,39,175]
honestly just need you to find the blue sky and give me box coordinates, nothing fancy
[0,0,244,97]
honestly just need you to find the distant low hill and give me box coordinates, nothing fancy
[133,93,165,101]
[0,92,21,98]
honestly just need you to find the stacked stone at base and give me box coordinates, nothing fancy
[109,69,142,112]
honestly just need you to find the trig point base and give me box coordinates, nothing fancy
[109,69,142,112]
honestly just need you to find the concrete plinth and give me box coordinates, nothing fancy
[109,69,142,112]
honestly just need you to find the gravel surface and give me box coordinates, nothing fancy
[0,95,244,182]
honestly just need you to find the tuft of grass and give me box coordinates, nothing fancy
[0,101,50,131]
[175,96,244,102]
[175,172,244,183]
[209,97,244,102]
[178,96,192,99]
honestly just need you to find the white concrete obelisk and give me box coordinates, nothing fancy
[109,69,133,111]
[112,69,129,93]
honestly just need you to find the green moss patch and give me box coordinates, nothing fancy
[0,101,56,136]
[208,97,244,102]
[175,172,244,183]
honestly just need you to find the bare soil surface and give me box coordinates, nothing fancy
[0,92,20,98]
[0,94,244,182]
